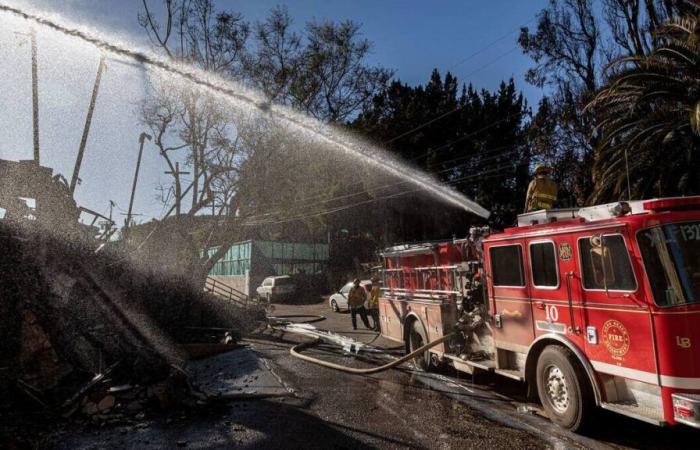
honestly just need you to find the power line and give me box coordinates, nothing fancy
[148,33,529,225]
[383,17,534,146]
[236,144,522,213]
[382,45,522,146]
[239,161,526,226]
[284,147,522,210]
[446,18,533,72]
[408,120,516,163]
[248,129,516,211]
[460,46,519,80]
[240,167,522,227]
[141,160,521,254]
[384,107,463,145]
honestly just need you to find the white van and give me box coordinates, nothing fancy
[256,275,296,302]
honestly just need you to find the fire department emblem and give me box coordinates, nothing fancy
[602,320,630,358]
[558,242,572,261]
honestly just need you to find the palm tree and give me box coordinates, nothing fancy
[586,5,700,203]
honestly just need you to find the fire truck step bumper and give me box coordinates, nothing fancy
[672,393,700,428]
[600,401,665,426]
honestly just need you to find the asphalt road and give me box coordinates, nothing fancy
[259,299,700,450]
[48,298,700,449]
[251,301,546,450]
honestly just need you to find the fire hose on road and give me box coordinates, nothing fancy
[288,332,456,375]
[266,314,464,375]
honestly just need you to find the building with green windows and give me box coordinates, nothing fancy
[205,240,329,295]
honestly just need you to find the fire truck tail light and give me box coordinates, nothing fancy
[643,196,700,212]
[675,404,693,418]
[672,393,700,428]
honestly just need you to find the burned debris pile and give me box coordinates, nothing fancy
[0,220,265,444]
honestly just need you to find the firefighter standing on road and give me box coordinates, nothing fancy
[367,277,381,331]
[525,164,558,212]
[348,278,371,330]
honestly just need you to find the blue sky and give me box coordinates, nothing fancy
[20,0,548,98]
[0,0,548,222]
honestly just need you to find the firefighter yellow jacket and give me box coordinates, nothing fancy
[348,285,367,308]
[368,285,380,309]
[525,176,558,212]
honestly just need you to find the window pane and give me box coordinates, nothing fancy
[531,242,558,287]
[638,223,700,306]
[490,245,524,287]
[258,241,272,258]
[579,235,636,291]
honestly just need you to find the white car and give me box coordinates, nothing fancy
[256,275,296,302]
[328,280,373,312]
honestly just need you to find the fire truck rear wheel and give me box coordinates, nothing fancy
[408,320,431,371]
[535,345,593,432]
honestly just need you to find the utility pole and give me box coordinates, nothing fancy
[70,55,106,193]
[121,212,142,230]
[108,200,115,233]
[125,132,152,235]
[30,27,40,164]
[164,162,190,216]
[108,200,115,223]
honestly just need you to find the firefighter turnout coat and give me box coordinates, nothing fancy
[368,285,380,309]
[525,176,558,212]
[348,285,367,308]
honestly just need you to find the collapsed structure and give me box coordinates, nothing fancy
[0,159,263,447]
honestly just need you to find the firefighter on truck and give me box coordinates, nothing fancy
[525,163,557,212]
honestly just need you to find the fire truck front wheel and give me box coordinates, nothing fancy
[407,320,431,371]
[535,346,593,432]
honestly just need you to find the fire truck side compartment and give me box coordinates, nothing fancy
[378,198,700,429]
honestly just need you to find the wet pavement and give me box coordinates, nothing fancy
[48,298,700,449]
[188,347,294,399]
[262,300,700,450]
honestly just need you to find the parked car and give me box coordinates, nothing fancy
[256,275,296,302]
[328,280,373,312]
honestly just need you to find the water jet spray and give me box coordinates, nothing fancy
[0,3,490,219]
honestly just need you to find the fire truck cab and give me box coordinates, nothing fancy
[378,196,700,431]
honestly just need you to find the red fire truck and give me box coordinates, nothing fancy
[378,196,700,431]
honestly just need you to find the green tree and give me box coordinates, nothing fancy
[586,4,700,201]
[137,1,392,284]
[519,0,686,204]
[353,71,530,235]
[244,5,392,122]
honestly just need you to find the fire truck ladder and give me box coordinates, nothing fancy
[382,265,461,299]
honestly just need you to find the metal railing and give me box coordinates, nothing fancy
[204,276,250,307]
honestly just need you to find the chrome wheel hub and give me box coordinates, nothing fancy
[545,365,569,413]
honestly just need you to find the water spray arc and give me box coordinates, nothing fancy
[0,3,489,219]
